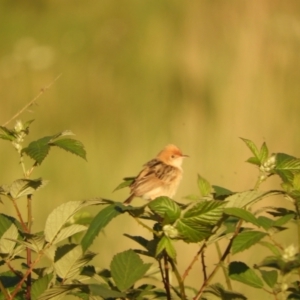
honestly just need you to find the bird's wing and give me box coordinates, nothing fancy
[130,159,178,196]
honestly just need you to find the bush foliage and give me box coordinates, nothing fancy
[1,119,300,300]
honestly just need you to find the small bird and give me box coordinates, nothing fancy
[124,144,188,205]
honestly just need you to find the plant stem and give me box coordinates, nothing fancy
[3,74,62,127]
[193,220,243,300]
[27,195,32,232]
[169,258,186,299]
[182,243,206,281]
[26,195,32,300]
[201,247,207,281]
[132,216,160,236]
[215,241,232,290]
[163,253,171,300]
[11,198,28,233]
[158,255,171,300]
[9,251,44,300]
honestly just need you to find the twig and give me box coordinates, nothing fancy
[11,198,28,233]
[215,241,232,290]
[26,195,32,300]
[182,243,205,281]
[26,248,32,300]
[163,252,171,300]
[9,250,44,300]
[169,257,186,299]
[3,74,62,126]
[201,246,207,281]
[132,216,160,236]
[193,220,243,300]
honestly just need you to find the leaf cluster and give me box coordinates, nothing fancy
[2,123,300,300]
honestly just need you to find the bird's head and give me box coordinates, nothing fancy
[157,144,188,168]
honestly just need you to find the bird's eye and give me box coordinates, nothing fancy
[171,155,175,159]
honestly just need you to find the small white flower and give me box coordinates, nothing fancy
[14,120,24,133]
[163,224,178,239]
[282,244,297,261]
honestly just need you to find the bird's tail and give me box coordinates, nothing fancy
[123,194,135,205]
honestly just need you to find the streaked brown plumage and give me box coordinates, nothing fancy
[124,144,188,205]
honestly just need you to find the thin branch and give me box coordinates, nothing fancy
[132,216,160,236]
[3,74,62,127]
[169,257,186,299]
[201,246,207,281]
[26,194,32,300]
[215,241,232,290]
[9,250,44,300]
[182,243,205,281]
[163,253,171,300]
[193,220,243,300]
[11,198,28,233]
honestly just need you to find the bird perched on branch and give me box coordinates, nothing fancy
[124,144,188,205]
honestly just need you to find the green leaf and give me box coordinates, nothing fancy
[50,138,87,161]
[176,200,224,243]
[256,216,274,230]
[229,261,264,288]
[55,244,96,281]
[224,208,260,227]
[110,249,151,291]
[258,241,281,256]
[246,157,261,165]
[31,273,53,300]
[273,214,295,227]
[241,138,261,165]
[256,255,300,275]
[148,196,181,224]
[36,284,81,300]
[259,142,269,163]
[0,214,13,238]
[197,174,211,197]
[259,269,278,288]
[0,270,21,289]
[14,234,45,253]
[9,178,48,199]
[156,236,176,259]
[183,200,225,225]
[225,190,280,209]
[89,284,126,298]
[81,204,121,252]
[241,138,260,158]
[45,199,105,244]
[123,234,149,250]
[22,136,53,165]
[0,224,18,255]
[0,126,17,141]
[54,224,87,244]
[176,219,211,243]
[274,153,300,184]
[232,231,267,254]
[212,185,233,199]
[202,283,247,300]
[113,177,135,192]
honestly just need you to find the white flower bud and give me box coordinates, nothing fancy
[282,244,297,261]
[14,120,24,133]
[163,224,178,239]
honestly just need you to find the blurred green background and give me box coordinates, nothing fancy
[1,0,300,298]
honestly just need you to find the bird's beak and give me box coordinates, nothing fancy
[182,154,189,158]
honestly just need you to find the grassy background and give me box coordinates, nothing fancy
[1,1,300,298]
